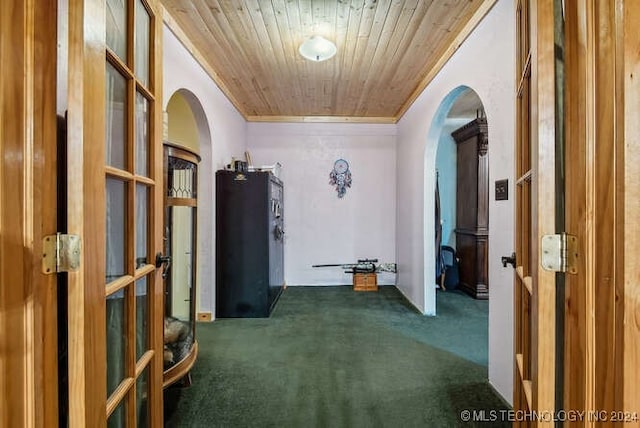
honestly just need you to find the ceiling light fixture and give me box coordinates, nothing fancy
[298,36,337,62]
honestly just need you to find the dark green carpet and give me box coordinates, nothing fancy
[165,286,510,427]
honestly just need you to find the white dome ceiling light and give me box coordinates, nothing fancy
[298,36,337,62]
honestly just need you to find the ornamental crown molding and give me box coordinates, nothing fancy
[451,117,488,144]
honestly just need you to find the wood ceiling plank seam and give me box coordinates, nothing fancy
[307,0,331,115]
[239,0,290,115]
[352,0,406,116]
[269,0,304,115]
[266,0,304,116]
[391,0,473,85]
[161,6,249,119]
[272,0,312,115]
[334,0,367,115]
[387,0,452,86]
[373,0,420,68]
[298,1,325,113]
[347,0,380,116]
[248,76,275,114]
[329,0,353,116]
[394,0,497,120]
[182,2,246,75]
[281,0,316,115]
[167,1,257,110]
[351,0,395,115]
[186,0,261,112]
[356,0,377,38]
[219,1,266,56]
[390,1,479,94]
[376,0,431,89]
[368,0,420,106]
[206,0,274,114]
[341,0,377,114]
[310,0,328,113]
[295,0,316,110]
[221,0,281,115]
[320,0,338,114]
[239,0,286,113]
[398,0,484,84]
[356,0,419,115]
[386,1,450,112]
[333,0,356,109]
[280,0,307,114]
[208,1,270,92]
[297,0,313,33]
[418,2,483,81]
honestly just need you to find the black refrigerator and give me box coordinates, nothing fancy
[215,170,284,317]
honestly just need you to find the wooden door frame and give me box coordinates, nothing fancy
[564,0,640,420]
[514,0,557,422]
[66,0,106,424]
[518,0,640,421]
[529,0,557,416]
[0,0,59,426]
[621,1,640,415]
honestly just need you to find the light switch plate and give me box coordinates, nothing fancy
[495,179,508,201]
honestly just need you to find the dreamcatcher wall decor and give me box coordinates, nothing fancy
[329,159,352,198]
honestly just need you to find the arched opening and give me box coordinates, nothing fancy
[165,90,214,320]
[424,86,486,315]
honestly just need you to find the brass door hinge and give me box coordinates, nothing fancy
[42,233,81,274]
[541,233,578,274]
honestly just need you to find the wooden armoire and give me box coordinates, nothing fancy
[452,118,489,299]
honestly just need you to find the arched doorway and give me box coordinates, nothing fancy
[424,86,486,314]
[164,90,214,320]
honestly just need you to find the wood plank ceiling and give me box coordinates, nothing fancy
[161,0,495,122]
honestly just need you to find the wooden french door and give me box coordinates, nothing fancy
[65,0,164,426]
[562,0,640,422]
[514,0,558,424]
[516,0,640,425]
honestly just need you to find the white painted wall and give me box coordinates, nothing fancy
[247,123,397,286]
[395,0,515,403]
[163,25,247,317]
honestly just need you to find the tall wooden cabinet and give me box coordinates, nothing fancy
[452,118,489,299]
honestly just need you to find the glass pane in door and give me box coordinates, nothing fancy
[170,206,194,322]
[106,288,126,397]
[106,178,127,283]
[135,93,149,177]
[107,396,127,428]
[168,157,197,198]
[106,63,127,170]
[136,276,148,361]
[136,366,150,427]
[136,183,148,266]
[106,0,127,60]
[135,0,150,87]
